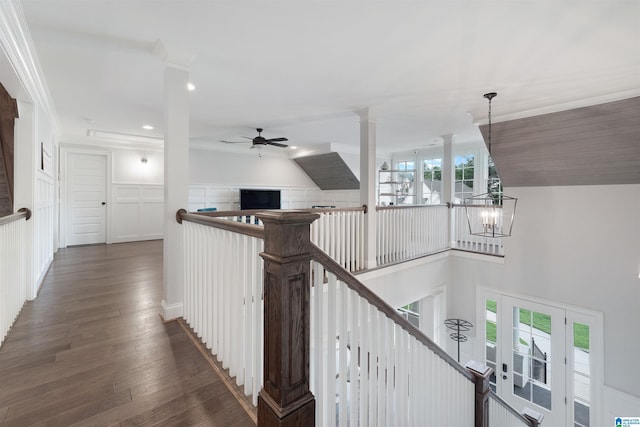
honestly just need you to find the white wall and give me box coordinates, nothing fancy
[502,185,640,398]
[60,143,164,245]
[190,148,316,188]
[110,148,163,243]
[188,148,361,211]
[446,184,640,416]
[358,252,450,309]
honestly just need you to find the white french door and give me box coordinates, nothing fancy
[480,291,601,427]
[500,296,566,426]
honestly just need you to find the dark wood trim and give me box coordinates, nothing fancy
[309,242,474,381]
[257,211,318,427]
[488,391,534,426]
[177,210,265,239]
[0,207,31,226]
[376,204,448,211]
[468,366,492,427]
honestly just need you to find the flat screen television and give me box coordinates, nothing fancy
[240,189,281,210]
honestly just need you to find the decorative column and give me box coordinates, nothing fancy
[160,48,191,320]
[358,108,377,269]
[257,211,319,427]
[467,363,492,427]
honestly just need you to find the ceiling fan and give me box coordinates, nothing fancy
[221,128,288,148]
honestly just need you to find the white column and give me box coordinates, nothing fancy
[359,108,377,269]
[441,134,455,246]
[13,100,35,299]
[161,61,190,320]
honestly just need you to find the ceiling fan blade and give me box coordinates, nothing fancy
[242,136,254,140]
[266,141,288,148]
[266,137,288,142]
[221,140,249,144]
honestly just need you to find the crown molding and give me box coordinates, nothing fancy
[0,0,59,131]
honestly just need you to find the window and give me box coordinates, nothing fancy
[454,154,474,203]
[423,157,442,204]
[394,160,415,205]
[488,156,503,200]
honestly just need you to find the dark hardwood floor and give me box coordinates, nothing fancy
[0,240,256,427]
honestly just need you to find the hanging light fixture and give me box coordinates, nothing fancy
[463,92,517,238]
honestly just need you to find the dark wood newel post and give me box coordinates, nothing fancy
[467,365,492,427]
[257,211,319,427]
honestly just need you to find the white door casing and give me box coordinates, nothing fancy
[65,152,107,246]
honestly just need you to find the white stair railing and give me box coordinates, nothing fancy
[181,214,264,406]
[177,209,529,427]
[0,209,31,346]
[376,205,449,265]
[195,207,366,273]
[489,391,539,427]
[311,207,366,273]
[309,246,476,427]
[451,204,504,255]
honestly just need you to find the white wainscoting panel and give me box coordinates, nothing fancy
[111,184,163,243]
[188,185,359,212]
[34,171,55,297]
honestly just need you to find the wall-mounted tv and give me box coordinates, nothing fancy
[240,189,281,210]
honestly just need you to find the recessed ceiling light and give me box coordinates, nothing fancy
[187,82,196,91]
[290,146,298,150]
[142,125,154,130]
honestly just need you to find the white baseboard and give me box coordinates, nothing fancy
[160,300,183,321]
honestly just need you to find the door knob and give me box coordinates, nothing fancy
[101,202,106,205]
[502,374,508,380]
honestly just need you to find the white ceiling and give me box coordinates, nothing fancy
[18,0,640,154]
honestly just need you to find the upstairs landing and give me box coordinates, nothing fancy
[0,240,255,426]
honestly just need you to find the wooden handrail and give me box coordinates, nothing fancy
[489,390,535,426]
[193,205,367,219]
[376,204,448,211]
[0,207,32,226]
[309,242,474,382]
[177,209,264,239]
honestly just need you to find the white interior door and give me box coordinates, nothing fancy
[66,152,107,245]
[499,296,566,426]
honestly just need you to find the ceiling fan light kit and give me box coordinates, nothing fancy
[221,128,288,148]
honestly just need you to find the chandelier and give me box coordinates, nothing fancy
[464,92,517,238]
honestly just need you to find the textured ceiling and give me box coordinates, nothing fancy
[15,0,640,154]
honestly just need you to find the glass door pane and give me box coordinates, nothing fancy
[512,307,552,410]
[573,322,591,427]
[485,299,497,392]
[501,296,566,426]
